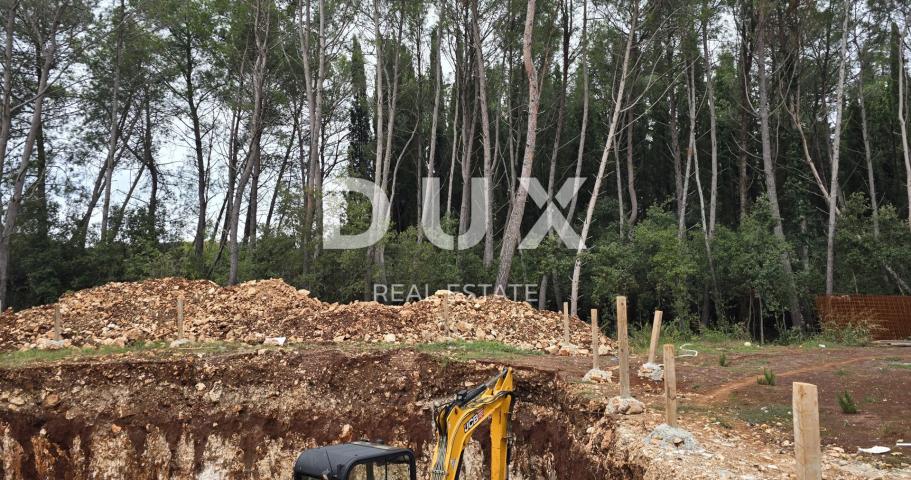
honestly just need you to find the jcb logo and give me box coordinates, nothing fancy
[464,409,485,433]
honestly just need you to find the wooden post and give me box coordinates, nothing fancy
[590,309,600,370]
[53,305,62,341]
[177,297,185,339]
[793,382,822,480]
[562,302,570,344]
[647,310,663,364]
[663,344,677,427]
[443,294,450,336]
[617,296,630,398]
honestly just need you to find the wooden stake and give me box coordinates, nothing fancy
[617,296,630,398]
[647,310,663,364]
[562,302,570,344]
[590,309,600,370]
[793,382,822,480]
[443,294,450,336]
[177,297,185,339]
[663,344,677,427]
[53,305,62,341]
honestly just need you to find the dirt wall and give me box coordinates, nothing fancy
[0,349,637,479]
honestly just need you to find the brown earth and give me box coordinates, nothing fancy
[669,346,911,456]
[1,344,908,479]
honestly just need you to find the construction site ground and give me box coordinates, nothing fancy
[0,279,908,478]
[1,339,909,479]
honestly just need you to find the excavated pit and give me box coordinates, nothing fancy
[0,349,643,479]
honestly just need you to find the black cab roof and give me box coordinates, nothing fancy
[292,441,416,480]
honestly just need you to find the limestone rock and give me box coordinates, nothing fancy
[606,396,645,415]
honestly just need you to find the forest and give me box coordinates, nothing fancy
[1,0,911,337]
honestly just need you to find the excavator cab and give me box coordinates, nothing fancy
[292,368,515,480]
[292,441,417,480]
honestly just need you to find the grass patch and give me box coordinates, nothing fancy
[0,341,168,368]
[734,404,792,426]
[757,368,776,386]
[887,361,911,370]
[415,340,541,361]
[837,391,859,414]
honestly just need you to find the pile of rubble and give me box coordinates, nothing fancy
[0,278,608,354]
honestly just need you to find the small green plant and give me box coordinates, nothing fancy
[757,368,776,386]
[719,352,728,367]
[837,391,858,414]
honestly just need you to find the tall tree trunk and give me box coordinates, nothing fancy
[736,4,754,222]
[0,10,56,309]
[301,0,326,278]
[563,0,588,238]
[421,22,443,243]
[625,108,637,225]
[825,0,849,295]
[100,0,126,243]
[688,62,720,323]
[495,0,549,292]
[185,35,208,263]
[569,1,636,315]
[471,1,495,268]
[229,1,269,285]
[855,42,878,237]
[756,0,804,329]
[539,0,571,305]
[898,26,911,231]
[702,16,718,237]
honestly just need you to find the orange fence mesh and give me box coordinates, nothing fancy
[815,295,911,340]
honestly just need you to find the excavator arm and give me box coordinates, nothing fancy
[427,368,515,480]
[291,368,515,480]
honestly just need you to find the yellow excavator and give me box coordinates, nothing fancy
[292,368,515,480]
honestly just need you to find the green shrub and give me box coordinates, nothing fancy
[757,368,776,386]
[837,391,858,414]
[719,352,728,367]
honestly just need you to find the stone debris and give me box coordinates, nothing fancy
[582,368,613,383]
[0,278,611,354]
[645,423,701,451]
[262,337,286,346]
[606,396,646,415]
[637,362,664,381]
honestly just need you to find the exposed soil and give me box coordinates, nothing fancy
[672,346,911,454]
[1,344,908,479]
[0,348,625,479]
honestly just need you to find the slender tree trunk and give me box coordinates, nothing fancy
[540,0,571,303]
[702,17,718,237]
[229,1,269,285]
[898,27,911,231]
[495,0,549,292]
[0,13,56,309]
[471,1,495,268]
[421,22,443,243]
[301,0,326,277]
[757,0,804,329]
[825,0,849,295]
[101,0,126,243]
[688,63,720,322]
[185,37,208,264]
[569,1,636,315]
[736,6,754,222]
[625,108,637,225]
[855,44,878,237]
[563,0,588,237]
